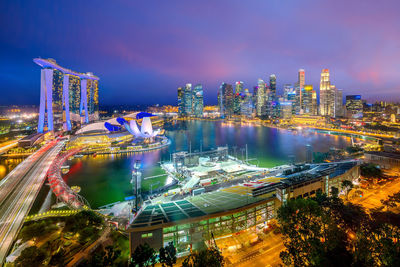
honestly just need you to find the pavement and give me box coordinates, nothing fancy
[351,176,400,210]
[215,228,284,267]
[0,140,65,264]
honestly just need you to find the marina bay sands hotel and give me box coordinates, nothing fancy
[34,58,99,133]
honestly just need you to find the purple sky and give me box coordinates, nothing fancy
[1,0,399,105]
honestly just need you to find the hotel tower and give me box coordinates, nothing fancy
[34,58,99,133]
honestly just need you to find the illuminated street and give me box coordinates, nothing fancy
[351,174,400,210]
[0,140,64,264]
[216,229,284,266]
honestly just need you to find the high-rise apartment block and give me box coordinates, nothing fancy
[34,58,99,133]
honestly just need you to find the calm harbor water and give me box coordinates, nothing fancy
[64,120,351,208]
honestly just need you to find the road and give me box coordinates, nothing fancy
[0,140,65,264]
[0,140,18,155]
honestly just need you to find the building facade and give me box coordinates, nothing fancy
[346,95,363,119]
[34,58,99,133]
[193,84,204,118]
[319,69,334,117]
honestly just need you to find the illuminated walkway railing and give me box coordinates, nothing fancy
[47,148,90,209]
[25,209,79,222]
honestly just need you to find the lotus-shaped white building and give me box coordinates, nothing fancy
[117,113,160,138]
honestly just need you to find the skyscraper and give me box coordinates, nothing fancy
[296,69,305,114]
[240,89,254,118]
[268,74,277,117]
[255,79,266,117]
[34,58,99,133]
[183,83,193,115]
[177,86,183,116]
[193,84,204,118]
[319,69,334,116]
[334,88,343,117]
[312,90,318,115]
[302,85,313,114]
[234,81,244,115]
[345,95,363,118]
[219,82,234,118]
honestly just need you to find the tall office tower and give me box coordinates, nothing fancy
[223,83,234,117]
[218,82,233,118]
[183,83,193,116]
[193,84,204,118]
[235,81,244,94]
[280,101,293,120]
[319,69,333,116]
[234,81,244,115]
[345,95,363,118]
[298,69,305,89]
[269,74,277,117]
[296,69,305,113]
[177,86,183,116]
[312,90,318,115]
[283,84,294,100]
[302,85,313,114]
[34,58,99,133]
[255,79,266,117]
[334,89,343,117]
[269,74,277,100]
[240,89,254,118]
[218,85,223,116]
[294,83,301,114]
[283,84,296,115]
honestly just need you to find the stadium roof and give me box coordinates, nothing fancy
[130,189,274,229]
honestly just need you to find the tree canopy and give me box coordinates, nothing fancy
[278,192,400,266]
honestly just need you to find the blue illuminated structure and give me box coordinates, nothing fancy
[104,122,121,132]
[136,112,155,120]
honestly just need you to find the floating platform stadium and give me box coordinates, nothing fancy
[128,159,360,255]
[67,112,170,153]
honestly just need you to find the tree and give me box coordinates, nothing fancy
[341,180,353,200]
[78,226,96,244]
[330,186,339,199]
[104,245,122,266]
[277,198,352,266]
[130,243,157,267]
[15,246,46,267]
[182,247,224,267]
[49,248,66,266]
[360,163,383,179]
[159,242,177,267]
